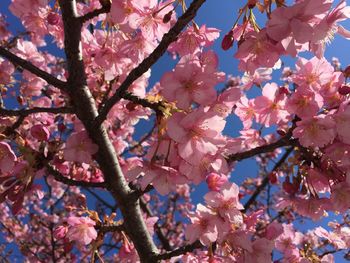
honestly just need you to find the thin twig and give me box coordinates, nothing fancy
[243,147,294,212]
[46,165,107,188]
[78,3,111,24]
[0,47,67,90]
[227,137,296,164]
[0,106,74,117]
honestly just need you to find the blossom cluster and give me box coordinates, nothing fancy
[2,0,350,262]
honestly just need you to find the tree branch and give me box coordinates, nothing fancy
[58,0,171,261]
[0,106,74,117]
[243,146,294,212]
[139,197,172,251]
[153,240,203,261]
[227,137,296,164]
[0,47,67,90]
[78,2,111,24]
[121,92,163,116]
[46,165,106,188]
[97,224,124,233]
[95,0,207,125]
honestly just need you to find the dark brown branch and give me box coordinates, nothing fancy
[58,0,164,260]
[95,0,207,125]
[0,47,67,90]
[46,165,106,188]
[153,240,203,261]
[227,137,296,164]
[243,146,294,212]
[121,92,163,116]
[97,224,124,233]
[0,106,74,117]
[78,2,111,24]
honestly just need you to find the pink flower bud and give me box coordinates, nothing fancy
[206,173,228,191]
[47,12,60,25]
[53,225,68,240]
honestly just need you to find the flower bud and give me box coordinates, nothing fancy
[47,12,60,25]
[163,10,172,23]
[221,30,235,51]
[338,85,350,95]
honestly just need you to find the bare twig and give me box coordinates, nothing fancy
[121,122,156,157]
[227,137,296,164]
[0,47,67,90]
[139,197,172,251]
[78,2,111,24]
[0,106,74,117]
[46,165,106,188]
[153,240,203,261]
[243,147,294,212]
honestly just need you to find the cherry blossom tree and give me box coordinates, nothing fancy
[1,0,350,262]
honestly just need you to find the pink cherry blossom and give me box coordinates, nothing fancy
[128,0,174,41]
[167,109,226,165]
[0,142,17,173]
[66,216,97,245]
[179,154,228,184]
[30,124,50,141]
[293,115,336,148]
[169,24,220,56]
[241,67,272,90]
[254,82,289,127]
[185,204,219,246]
[330,182,350,213]
[235,29,283,73]
[285,87,323,118]
[160,57,224,109]
[206,173,228,192]
[311,0,350,57]
[334,102,350,144]
[292,56,334,91]
[204,182,243,223]
[266,0,332,43]
[63,131,99,164]
[234,96,256,130]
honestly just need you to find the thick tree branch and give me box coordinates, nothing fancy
[97,224,124,233]
[58,0,170,261]
[0,47,67,90]
[95,0,207,125]
[243,146,294,212]
[0,106,73,117]
[46,165,106,188]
